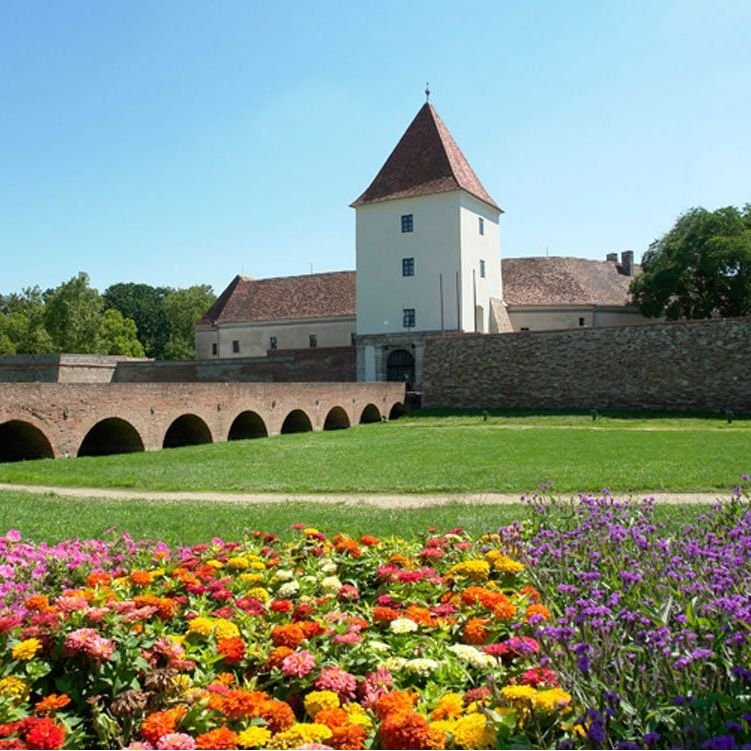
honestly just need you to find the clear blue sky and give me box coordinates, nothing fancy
[1,0,749,297]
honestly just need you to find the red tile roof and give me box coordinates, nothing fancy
[198,271,356,326]
[502,257,639,306]
[352,103,500,211]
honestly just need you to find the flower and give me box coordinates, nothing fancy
[379,711,431,750]
[447,560,490,581]
[195,727,238,749]
[24,717,67,750]
[281,649,316,678]
[314,667,357,701]
[389,618,418,634]
[305,690,340,718]
[11,638,42,661]
[431,693,464,721]
[34,693,71,714]
[236,726,272,749]
[156,733,197,750]
[452,713,496,749]
[533,687,572,713]
[0,676,30,703]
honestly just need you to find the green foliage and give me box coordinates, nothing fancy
[0,287,54,354]
[97,309,145,357]
[43,272,103,353]
[162,285,215,359]
[631,204,751,319]
[102,283,171,359]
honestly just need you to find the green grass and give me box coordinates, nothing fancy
[0,414,748,494]
[0,491,714,546]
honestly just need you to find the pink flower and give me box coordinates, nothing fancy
[314,666,357,700]
[333,631,362,645]
[64,628,115,663]
[281,649,316,678]
[156,733,196,750]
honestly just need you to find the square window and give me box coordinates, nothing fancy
[232,340,240,353]
[350,332,357,346]
[401,214,413,233]
[579,317,586,327]
[480,259,486,278]
[309,334,318,348]
[402,257,415,276]
[269,336,277,350]
[211,342,217,356]
[479,217,484,235]
[403,308,416,328]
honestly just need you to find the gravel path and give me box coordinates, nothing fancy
[0,483,727,509]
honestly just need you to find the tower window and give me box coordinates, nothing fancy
[579,317,586,327]
[403,308,416,328]
[402,257,415,276]
[401,214,413,233]
[479,217,484,235]
[309,334,318,348]
[480,259,486,278]
[232,340,240,353]
[211,342,217,356]
[269,336,278,350]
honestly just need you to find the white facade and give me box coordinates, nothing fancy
[355,191,501,337]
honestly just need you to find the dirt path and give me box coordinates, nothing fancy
[0,483,728,509]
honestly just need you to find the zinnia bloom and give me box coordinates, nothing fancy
[281,649,316,678]
[11,638,42,661]
[379,711,431,750]
[156,733,197,750]
[195,727,238,749]
[24,717,67,750]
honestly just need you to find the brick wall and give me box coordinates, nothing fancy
[422,317,751,412]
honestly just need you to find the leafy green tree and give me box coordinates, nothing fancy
[97,308,145,357]
[163,285,215,359]
[631,205,751,319]
[43,272,104,353]
[103,283,171,359]
[0,287,54,354]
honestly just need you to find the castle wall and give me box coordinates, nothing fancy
[422,317,751,412]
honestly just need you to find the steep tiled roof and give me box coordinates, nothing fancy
[502,257,639,306]
[352,103,500,211]
[198,271,356,326]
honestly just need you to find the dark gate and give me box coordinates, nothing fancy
[386,349,415,389]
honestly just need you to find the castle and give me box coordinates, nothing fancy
[197,101,648,389]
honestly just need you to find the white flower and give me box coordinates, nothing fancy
[320,561,338,575]
[278,581,300,598]
[321,576,343,594]
[274,569,294,582]
[406,658,439,677]
[381,657,407,673]
[448,644,496,670]
[389,618,418,634]
[367,640,391,653]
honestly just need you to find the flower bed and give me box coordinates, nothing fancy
[1,485,750,749]
[0,525,571,749]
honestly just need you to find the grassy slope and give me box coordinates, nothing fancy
[0,491,713,546]
[0,414,748,494]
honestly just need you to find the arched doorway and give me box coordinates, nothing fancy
[228,411,268,441]
[359,404,381,424]
[163,415,212,449]
[78,418,144,457]
[386,349,415,389]
[323,406,350,430]
[0,420,54,462]
[281,409,313,434]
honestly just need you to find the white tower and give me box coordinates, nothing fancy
[352,101,503,388]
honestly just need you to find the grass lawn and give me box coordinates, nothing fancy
[0,412,748,494]
[0,490,714,546]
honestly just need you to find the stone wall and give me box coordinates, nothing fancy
[422,317,751,412]
[0,355,144,383]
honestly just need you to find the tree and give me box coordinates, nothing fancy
[630,205,751,319]
[162,285,216,359]
[0,287,54,354]
[97,308,145,357]
[43,272,104,353]
[103,283,171,359]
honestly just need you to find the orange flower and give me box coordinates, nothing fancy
[525,603,551,621]
[24,595,51,612]
[267,646,294,669]
[492,599,518,621]
[196,726,238,749]
[140,707,186,744]
[380,710,431,750]
[333,535,363,559]
[374,690,418,721]
[520,585,541,603]
[217,637,245,664]
[315,706,350,729]
[463,617,490,645]
[270,623,305,649]
[133,594,179,619]
[259,698,295,733]
[218,689,269,719]
[330,723,368,750]
[129,570,154,587]
[460,586,507,610]
[85,572,112,588]
[34,693,71,715]
[359,534,380,546]
[373,606,401,623]
[405,606,436,627]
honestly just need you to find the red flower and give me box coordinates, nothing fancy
[217,637,245,664]
[23,717,66,750]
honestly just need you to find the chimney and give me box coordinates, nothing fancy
[621,250,634,276]
[606,252,618,263]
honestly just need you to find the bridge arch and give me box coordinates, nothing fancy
[228,410,268,441]
[163,414,213,449]
[0,420,54,462]
[359,403,381,424]
[323,406,350,431]
[281,409,313,434]
[78,418,144,458]
[389,402,408,420]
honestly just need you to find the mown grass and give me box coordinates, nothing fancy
[0,414,748,494]
[0,491,714,546]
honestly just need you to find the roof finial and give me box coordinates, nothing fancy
[425,82,430,103]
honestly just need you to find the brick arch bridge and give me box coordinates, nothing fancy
[0,382,406,461]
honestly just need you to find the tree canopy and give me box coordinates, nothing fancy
[630,205,751,319]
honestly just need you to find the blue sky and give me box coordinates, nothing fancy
[1,0,749,296]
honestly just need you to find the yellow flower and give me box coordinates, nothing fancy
[187,617,215,637]
[239,573,265,585]
[206,559,224,569]
[0,676,30,703]
[268,723,332,749]
[246,587,270,603]
[500,684,538,705]
[431,692,464,720]
[447,560,490,581]
[11,638,42,661]
[172,674,192,697]
[345,703,373,729]
[429,719,457,748]
[249,561,266,571]
[237,725,272,749]
[452,713,496,749]
[491,553,525,574]
[228,557,250,569]
[303,528,320,536]
[534,687,572,713]
[304,690,339,717]
[214,619,240,639]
